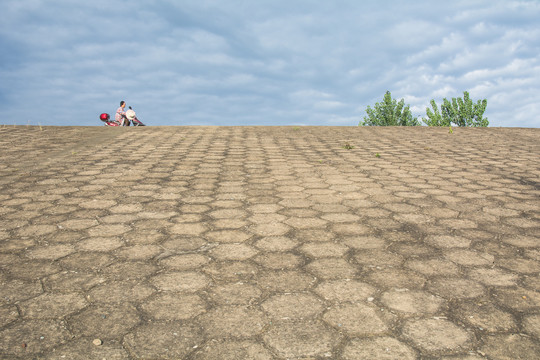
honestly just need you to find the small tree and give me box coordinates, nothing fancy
[423,91,488,127]
[423,99,451,127]
[361,91,419,126]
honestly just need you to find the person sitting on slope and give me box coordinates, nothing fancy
[115,100,128,126]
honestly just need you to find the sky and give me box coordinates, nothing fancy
[0,0,539,127]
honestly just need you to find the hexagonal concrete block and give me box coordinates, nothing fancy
[253,252,304,270]
[250,222,291,236]
[248,213,287,224]
[262,293,325,320]
[150,272,210,292]
[205,230,252,243]
[16,224,57,237]
[481,334,540,360]
[354,249,404,267]
[168,222,209,236]
[249,204,283,214]
[0,279,43,303]
[208,282,262,305]
[306,258,358,279]
[254,236,298,251]
[323,303,388,336]
[493,287,540,312]
[502,235,539,248]
[58,252,114,272]
[320,213,361,223]
[199,305,268,338]
[342,337,417,360]
[366,268,426,289]
[210,244,258,261]
[101,261,159,281]
[142,293,206,320]
[76,237,124,252]
[455,302,518,332]
[0,305,19,328]
[159,254,211,270]
[192,340,274,360]
[467,268,519,287]
[124,322,202,359]
[87,280,155,303]
[405,259,459,276]
[315,279,376,303]
[381,290,445,315]
[332,223,371,236]
[285,217,328,229]
[69,303,140,339]
[204,261,258,282]
[425,235,471,248]
[79,199,117,209]
[0,320,71,357]
[87,224,131,237]
[20,292,87,319]
[444,249,495,266]
[208,209,247,219]
[427,278,486,299]
[523,313,540,339]
[161,237,207,252]
[27,244,75,260]
[116,244,162,260]
[300,242,349,258]
[257,270,316,292]
[497,258,540,274]
[401,318,472,355]
[40,338,129,360]
[59,218,99,230]
[263,320,339,358]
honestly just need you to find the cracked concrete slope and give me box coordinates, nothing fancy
[1,125,539,359]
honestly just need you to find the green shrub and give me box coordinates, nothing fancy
[360,91,419,126]
[423,91,488,127]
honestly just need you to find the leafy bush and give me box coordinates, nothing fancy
[360,91,419,126]
[422,91,488,127]
[361,90,488,127]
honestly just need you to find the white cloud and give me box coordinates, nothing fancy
[0,0,539,127]
[314,101,346,110]
[290,90,334,100]
[406,33,467,66]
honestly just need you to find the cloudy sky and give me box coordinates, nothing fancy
[1,0,539,127]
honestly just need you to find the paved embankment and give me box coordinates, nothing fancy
[0,126,539,359]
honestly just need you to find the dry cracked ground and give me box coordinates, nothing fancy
[0,125,539,359]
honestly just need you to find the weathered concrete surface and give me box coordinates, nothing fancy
[0,125,539,359]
